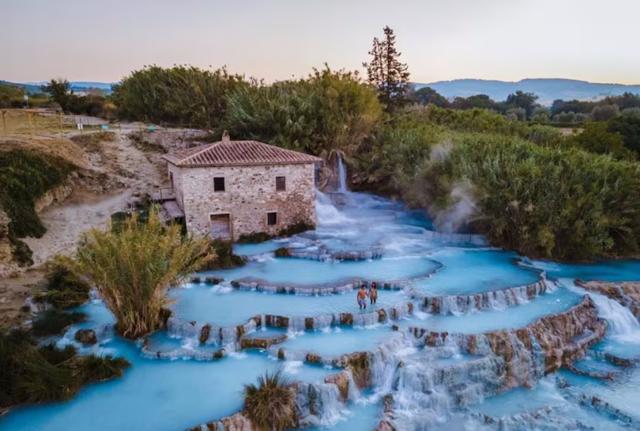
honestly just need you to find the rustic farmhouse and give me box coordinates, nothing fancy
[161,133,322,240]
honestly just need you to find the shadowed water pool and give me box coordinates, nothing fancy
[0,335,334,431]
[523,259,640,282]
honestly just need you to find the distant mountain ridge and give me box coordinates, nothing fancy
[414,78,640,105]
[1,80,114,94]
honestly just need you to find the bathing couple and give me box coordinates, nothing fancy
[357,281,378,310]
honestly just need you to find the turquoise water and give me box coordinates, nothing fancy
[1,334,333,431]
[524,258,640,282]
[197,255,438,285]
[3,191,640,431]
[413,248,541,295]
[471,376,630,431]
[305,400,382,431]
[280,327,399,358]
[234,240,285,256]
[170,284,408,326]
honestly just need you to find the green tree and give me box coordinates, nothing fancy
[0,82,25,108]
[571,122,632,159]
[591,104,620,122]
[41,79,73,112]
[363,26,411,111]
[609,113,640,155]
[504,91,539,119]
[413,86,449,107]
[531,106,550,123]
[451,94,498,111]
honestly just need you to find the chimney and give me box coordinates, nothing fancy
[221,130,230,143]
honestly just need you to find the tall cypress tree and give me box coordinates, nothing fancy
[363,26,410,111]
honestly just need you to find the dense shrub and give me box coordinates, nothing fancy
[31,310,86,336]
[70,131,115,152]
[0,149,75,238]
[236,221,314,244]
[402,105,561,145]
[200,240,246,270]
[222,67,382,157]
[414,134,640,260]
[609,114,640,156]
[36,263,91,309]
[113,66,245,128]
[353,111,444,195]
[40,79,110,116]
[570,122,633,160]
[0,330,129,410]
[591,104,620,122]
[8,235,33,267]
[244,371,296,431]
[0,83,25,108]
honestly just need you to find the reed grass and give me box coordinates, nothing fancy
[69,208,214,339]
[243,371,296,431]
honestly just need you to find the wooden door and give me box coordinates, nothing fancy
[210,214,231,240]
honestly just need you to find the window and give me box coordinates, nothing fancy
[275,176,286,191]
[213,177,225,192]
[267,212,278,226]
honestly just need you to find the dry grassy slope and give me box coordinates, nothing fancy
[0,135,90,169]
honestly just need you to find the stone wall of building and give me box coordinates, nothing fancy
[174,163,316,239]
[167,163,185,208]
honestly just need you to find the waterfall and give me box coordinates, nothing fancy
[560,278,640,343]
[337,155,348,193]
[315,191,353,225]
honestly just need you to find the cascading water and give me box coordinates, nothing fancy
[337,154,348,193]
[3,190,640,431]
[560,278,640,343]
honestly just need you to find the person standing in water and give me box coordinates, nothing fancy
[369,281,378,305]
[357,285,368,310]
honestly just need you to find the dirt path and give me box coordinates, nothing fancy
[23,125,167,265]
[0,121,175,328]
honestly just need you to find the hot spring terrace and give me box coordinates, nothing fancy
[3,191,640,431]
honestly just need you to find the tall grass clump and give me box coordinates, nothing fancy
[244,371,296,431]
[0,330,129,411]
[35,262,91,309]
[69,208,214,339]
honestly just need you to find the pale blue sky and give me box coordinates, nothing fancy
[2,0,639,84]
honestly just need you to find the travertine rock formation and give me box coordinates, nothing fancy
[577,280,640,317]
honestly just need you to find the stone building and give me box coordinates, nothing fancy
[162,134,322,240]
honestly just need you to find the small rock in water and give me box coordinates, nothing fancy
[74,328,97,345]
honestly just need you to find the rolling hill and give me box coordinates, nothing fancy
[414,78,640,105]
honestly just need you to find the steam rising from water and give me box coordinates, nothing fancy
[434,181,477,234]
[428,142,478,234]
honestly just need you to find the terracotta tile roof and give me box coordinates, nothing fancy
[163,139,322,167]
